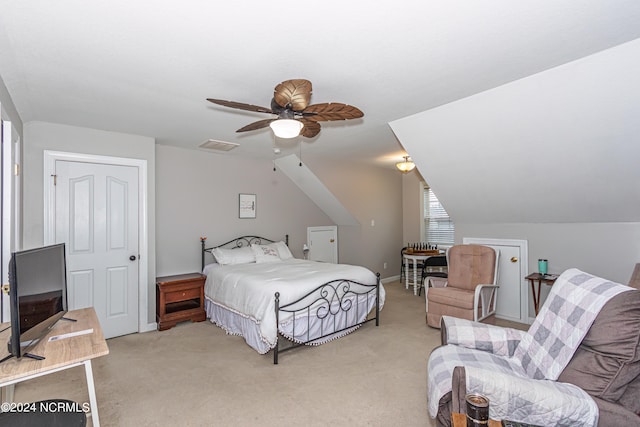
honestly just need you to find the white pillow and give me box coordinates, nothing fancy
[251,244,281,263]
[211,246,255,265]
[269,241,293,260]
[202,262,220,276]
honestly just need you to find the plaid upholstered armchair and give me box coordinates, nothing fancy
[427,268,640,426]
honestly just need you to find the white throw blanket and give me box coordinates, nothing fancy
[428,268,633,426]
[203,259,384,353]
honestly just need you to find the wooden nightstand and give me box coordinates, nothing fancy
[156,273,206,331]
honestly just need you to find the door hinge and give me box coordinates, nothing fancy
[51,174,57,185]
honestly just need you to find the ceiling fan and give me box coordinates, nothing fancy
[207,79,364,138]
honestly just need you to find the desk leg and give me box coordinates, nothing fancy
[84,360,100,427]
[1,384,14,403]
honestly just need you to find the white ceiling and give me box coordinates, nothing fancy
[1,1,640,169]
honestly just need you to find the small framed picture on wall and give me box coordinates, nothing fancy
[239,193,256,219]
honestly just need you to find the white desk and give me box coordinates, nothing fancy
[0,307,109,426]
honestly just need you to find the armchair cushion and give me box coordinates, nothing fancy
[558,289,640,410]
[441,316,525,357]
[446,245,497,291]
[428,287,475,310]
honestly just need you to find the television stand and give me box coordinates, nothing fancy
[23,352,45,360]
[0,352,44,365]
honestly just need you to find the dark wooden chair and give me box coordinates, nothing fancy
[418,255,448,296]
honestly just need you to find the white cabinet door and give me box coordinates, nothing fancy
[307,226,338,263]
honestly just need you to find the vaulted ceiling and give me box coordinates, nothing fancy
[391,38,640,223]
[1,1,640,170]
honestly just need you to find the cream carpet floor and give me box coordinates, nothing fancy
[14,281,446,427]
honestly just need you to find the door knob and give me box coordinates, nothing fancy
[330,239,335,243]
[510,257,518,263]
[129,255,137,261]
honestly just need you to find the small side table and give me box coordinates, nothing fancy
[156,273,206,331]
[452,412,501,427]
[525,273,558,316]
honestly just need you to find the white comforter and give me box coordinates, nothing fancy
[203,259,384,353]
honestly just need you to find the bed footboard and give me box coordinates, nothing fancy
[273,273,381,364]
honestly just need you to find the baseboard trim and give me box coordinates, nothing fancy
[381,275,400,284]
[140,322,158,333]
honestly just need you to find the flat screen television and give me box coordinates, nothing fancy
[1,243,68,363]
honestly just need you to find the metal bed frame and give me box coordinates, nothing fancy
[200,234,286,271]
[200,235,381,364]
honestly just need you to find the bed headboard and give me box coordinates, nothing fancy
[200,235,289,272]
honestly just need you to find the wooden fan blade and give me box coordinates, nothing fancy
[302,103,364,121]
[207,98,273,114]
[299,119,321,138]
[236,118,276,133]
[273,79,312,111]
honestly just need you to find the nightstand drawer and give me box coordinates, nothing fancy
[165,286,201,303]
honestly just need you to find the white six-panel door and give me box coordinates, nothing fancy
[55,160,139,338]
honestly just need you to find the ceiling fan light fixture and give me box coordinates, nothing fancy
[270,119,303,138]
[396,156,416,173]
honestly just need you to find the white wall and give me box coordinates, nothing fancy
[0,77,22,136]
[302,156,403,279]
[402,170,423,246]
[458,222,640,316]
[155,147,404,281]
[20,124,403,325]
[392,39,640,315]
[391,38,640,225]
[155,145,334,275]
[23,121,157,322]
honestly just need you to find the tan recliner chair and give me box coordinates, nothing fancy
[426,244,499,328]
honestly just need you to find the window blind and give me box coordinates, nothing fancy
[423,187,454,245]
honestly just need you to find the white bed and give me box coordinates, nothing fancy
[200,236,384,361]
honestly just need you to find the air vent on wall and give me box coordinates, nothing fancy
[199,139,240,152]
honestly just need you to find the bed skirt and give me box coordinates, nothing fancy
[205,295,376,355]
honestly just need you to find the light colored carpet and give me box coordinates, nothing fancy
[13,281,448,426]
